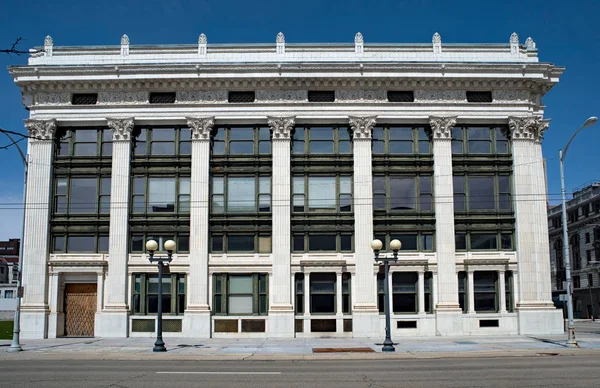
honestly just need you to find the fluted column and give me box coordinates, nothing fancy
[418,271,425,314]
[267,116,295,337]
[429,116,463,335]
[183,117,214,338]
[349,116,379,337]
[467,270,475,313]
[499,270,507,313]
[509,116,561,334]
[96,118,133,337]
[20,119,56,339]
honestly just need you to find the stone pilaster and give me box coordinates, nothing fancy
[20,118,56,339]
[267,116,295,337]
[95,118,133,337]
[429,116,463,335]
[349,116,379,337]
[183,117,214,338]
[508,116,562,334]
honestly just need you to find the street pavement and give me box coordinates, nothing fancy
[1,357,600,388]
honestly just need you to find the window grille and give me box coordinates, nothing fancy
[149,92,176,104]
[228,91,255,103]
[466,91,492,103]
[71,93,98,105]
[308,91,335,102]
[387,91,414,102]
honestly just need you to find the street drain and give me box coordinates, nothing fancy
[312,347,375,353]
[536,352,560,356]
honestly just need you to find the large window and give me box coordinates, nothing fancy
[455,232,513,251]
[458,271,467,313]
[292,175,352,212]
[213,274,268,315]
[211,176,271,213]
[453,175,512,212]
[377,271,433,313]
[130,234,189,253]
[56,128,113,157]
[293,126,351,154]
[134,127,191,156]
[210,234,271,253]
[373,233,434,252]
[53,176,111,215]
[451,127,509,154]
[212,127,271,155]
[131,176,190,214]
[52,234,109,253]
[474,271,498,312]
[292,233,352,252]
[132,273,186,315]
[373,175,432,212]
[372,126,430,154]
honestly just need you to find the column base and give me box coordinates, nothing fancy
[517,307,563,335]
[435,307,463,336]
[47,312,65,338]
[352,310,380,338]
[183,309,211,338]
[95,310,129,337]
[20,306,49,339]
[267,309,295,338]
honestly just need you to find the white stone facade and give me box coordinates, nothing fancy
[9,32,564,339]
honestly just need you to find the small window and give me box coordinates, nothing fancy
[387,91,414,102]
[466,91,492,103]
[149,92,176,104]
[228,91,255,103]
[308,91,335,102]
[72,93,98,105]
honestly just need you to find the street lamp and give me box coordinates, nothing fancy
[146,239,175,352]
[1,131,28,353]
[371,238,401,352]
[559,116,598,347]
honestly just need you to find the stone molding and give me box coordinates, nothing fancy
[336,89,386,102]
[35,92,70,105]
[415,90,465,103]
[98,91,148,105]
[256,90,307,102]
[267,116,295,139]
[508,116,550,143]
[492,90,530,103]
[349,116,377,139]
[186,117,215,140]
[429,116,457,139]
[24,119,57,141]
[106,118,134,141]
[177,90,227,103]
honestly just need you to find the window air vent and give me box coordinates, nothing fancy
[228,91,256,103]
[308,90,335,102]
[71,93,98,105]
[396,321,418,329]
[387,91,414,102]
[149,92,176,104]
[466,91,493,103]
[479,319,499,328]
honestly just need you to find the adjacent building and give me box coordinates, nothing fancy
[548,182,600,319]
[0,239,20,319]
[8,32,564,339]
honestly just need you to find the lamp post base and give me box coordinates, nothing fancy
[382,337,395,352]
[153,339,167,352]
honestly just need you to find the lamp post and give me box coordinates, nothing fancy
[371,238,401,352]
[146,239,175,352]
[1,131,28,353]
[559,116,598,347]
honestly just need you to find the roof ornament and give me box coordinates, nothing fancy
[276,32,285,54]
[44,35,53,57]
[525,37,536,50]
[121,34,130,56]
[510,32,519,55]
[432,32,442,54]
[355,32,364,54]
[198,33,207,55]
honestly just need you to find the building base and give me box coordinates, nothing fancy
[435,308,464,336]
[183,310,211,338]
[267,310,295,338]
[47,312,65,338]
[95,310,129,337]
[517,308,563,335]
[20,307,49,339]
[352,311,380,338]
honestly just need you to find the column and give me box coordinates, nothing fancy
[20,119,56,339]
[303,272,311,333]
[336,272,343,332]
[96,118,133,337]
[508,116,562,334]
[183,117,214,338]
[47,272,60,338]
[267,117,295,337]
[432,272,438,308]
[418,271,425,314]
[349,116,379,337]
[467,270,475,313]
[429,116,463,335]
[499,270,507,313]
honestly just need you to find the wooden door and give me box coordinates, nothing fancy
[64,283,97,337]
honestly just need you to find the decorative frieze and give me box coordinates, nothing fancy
[429,116,457,139]
[176,90,227,103]
[35,92,70,105]
[256,90,306,102]
[24,119,56,141]
[107,118,134,141]
[98,91,148,105]
[268,117,295,139]
[492,90,529,103]
[186,117,215,140]
[349,116,377,139]
[508,116,550,143]
[336,89,386,102]
[415,90,465,103]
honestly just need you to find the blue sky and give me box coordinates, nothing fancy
[0,0,599,240]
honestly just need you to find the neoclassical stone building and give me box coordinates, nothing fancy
[9,32,564,339]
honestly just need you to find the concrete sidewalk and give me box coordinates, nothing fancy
[3,333,600,360]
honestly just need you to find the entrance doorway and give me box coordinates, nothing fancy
[64,283,97,337]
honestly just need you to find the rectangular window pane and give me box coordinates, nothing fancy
[67,236,95,252]
[469,177,495,210]
[54,236,65,252]
[258,236,271,253]
[74,143,97,156]
[148,178,176,212]
[309,235,336,251]
[229,275,253,293]
[178,235,190,252]
[152,129,175,141]
[392,235,417,251]
[456,234,466,250]
[230,141,254,154]
[293,235,305,252]
[310,141,334,153]
[501,233,512,250]
[390,177,415,210]
[229,296,253,314]
[212,235,223,252]
[98,236,109,252]
[151,142,175,155]
[340,235,352,251]
[471,234,497,250]
[308,176,336,211]
[227,235,255,252]
[70,178,98,213]
[228,177,256,212]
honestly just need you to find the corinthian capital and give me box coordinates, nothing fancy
[428,116,457,139]
[349,116,377,139]
[24,119,57,142]
[268,116,295,139]
[508,116,550,143]
[107,118,134,141]
[186,117,215,140]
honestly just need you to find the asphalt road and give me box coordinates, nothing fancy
[1,356,599,388]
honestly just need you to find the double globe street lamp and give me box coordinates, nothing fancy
[371,238,402,352]
[145,239,175,352]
